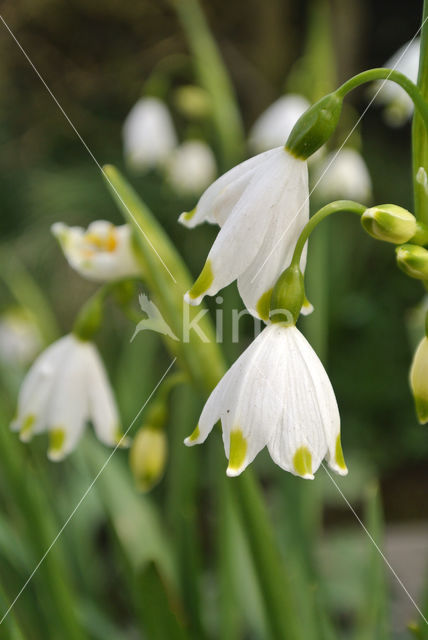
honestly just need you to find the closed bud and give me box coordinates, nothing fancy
[285,92,343,160]
[130,426,167,493]
[396,244,428,280]
[410,336,428,424]
[361,205,416,244]
[270,264,305,325]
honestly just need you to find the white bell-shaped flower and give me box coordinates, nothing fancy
[122,97,178,170]
[180,147,309,321]
[410,336,428,424]
[312,148,372,203]
[52,220,141,282]
[376,38,420,126]
[165,140,217,195]
[185,323,347,478]
[249,95,311,154]
[11,334,126,460]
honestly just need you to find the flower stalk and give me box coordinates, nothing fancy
[413,1,428,224]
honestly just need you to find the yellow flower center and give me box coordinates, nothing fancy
[83,226,118,257]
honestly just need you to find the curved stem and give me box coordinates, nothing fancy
[291,200,366,267]
[336,67,428,131]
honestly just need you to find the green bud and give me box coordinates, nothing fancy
[72,294,103,341]
[361,204,416,244]
[129,426,168,493]
[410,336,428,424]
[396,244,428,280]
[285,92,343,160]
[269,264,305,325]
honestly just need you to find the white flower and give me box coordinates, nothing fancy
[122,97,178,170]
[0,308,42,366]
[11,334,126,460]
[311,148,372,203]
[165,140,217,195]
[185,323,347,478]
[180,147,309,321]
[249,95,311,153]
[52,220,141,282]
[410,336,428,424]
[376,38,420,126]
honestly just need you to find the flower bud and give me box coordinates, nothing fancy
[396,244,428,280]
[410,336,428,423]
[285,92,343,160]
[129,426,167,493]
[361,205,416,244]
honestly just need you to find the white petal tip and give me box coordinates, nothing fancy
[178,209,197,227]
[184,291,203,306]
[47,450,65,462]
[19,432,33,443]
[184,436,196,447]
[226,466,244,478]
[300,473,315,480]
[51,222,65,237]
[328,463,348,476]
[301,302,314,316]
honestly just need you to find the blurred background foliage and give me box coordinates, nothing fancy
[0,0,427,638]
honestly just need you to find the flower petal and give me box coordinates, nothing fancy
[86,343,124,447]
[185,148,291,304]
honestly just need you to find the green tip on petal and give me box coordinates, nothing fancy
[227,428,247,477]
[256,289,272,322]
[185,260,214,304]
[335,435,348,472]
[184,424,200,445]
[414,396,428,424]
[293,446,314,479]
[179,207,197,224]
[48,428,66,461]
[19,414,36,442]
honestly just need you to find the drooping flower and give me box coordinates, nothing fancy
[122,97,178,170]
[410,336,428,424]
[52,220,141,282]
[165,140,217,195]
[311,148,372,204]
[376,38,420,126]
[180,147,310,321]
[11,334,127,460]
[185,323,347,479]
[248,95,311,154]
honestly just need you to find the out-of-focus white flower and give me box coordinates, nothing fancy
[0,308,42,367]
[376,38,420,126]
[185,323,347,478]
[11,334,127,460]
[180,147,309,321]
[122,97,178,170]
[249,95,311,154]
[311,148,372,203]
[410,336,428,424]
[165,140,217,195]
[52,220,141,282]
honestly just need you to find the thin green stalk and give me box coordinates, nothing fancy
[413,1,428,223]
[171,0,245,170]
[291,200,366,267]
[336,68,428,130]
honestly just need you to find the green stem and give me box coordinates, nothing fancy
[171,0,245,170]
[413,2,428,223]
[336,67,428,131]
[291,200,366,267]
